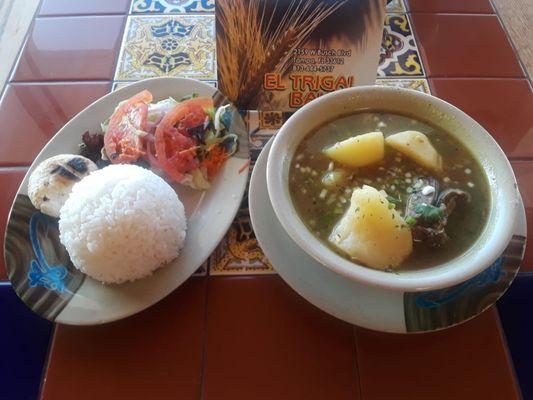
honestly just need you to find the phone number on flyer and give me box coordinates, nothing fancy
[292,65,335,73]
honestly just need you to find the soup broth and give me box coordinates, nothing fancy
[289,112,490,270]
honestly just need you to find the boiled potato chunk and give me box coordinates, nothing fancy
[385,130,442,172]
[323,131,384,167]
[329,185,412,270]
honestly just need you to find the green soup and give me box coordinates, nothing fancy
[289,112,490,271]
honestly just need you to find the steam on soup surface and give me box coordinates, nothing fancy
[289,112,490,271]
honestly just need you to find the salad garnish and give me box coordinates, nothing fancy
[79,90,240,190]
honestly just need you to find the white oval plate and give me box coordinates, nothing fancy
[250,140,526,333]
[4,77,249,325]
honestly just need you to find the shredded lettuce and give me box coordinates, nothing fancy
[120,115,147,137]
[205,106,215,123]
[148,97,179,115]
[180,169,211,190]
[204,129,221,148]
[180,93,199,102]
[220,134,239,156]
[214,104,231,131]
[190,168,211,190]
[100,117,110,134]
[101,146,109,161]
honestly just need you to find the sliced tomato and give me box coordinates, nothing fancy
[104,90,153,164]
[155,97,213,181]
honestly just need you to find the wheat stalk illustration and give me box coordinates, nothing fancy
[217,0,347,108]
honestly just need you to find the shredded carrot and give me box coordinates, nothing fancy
[178,146,199,157]
[201,146,228,179]
[238,159,251,174]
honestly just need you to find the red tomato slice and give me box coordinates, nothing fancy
[155,97,214,182]
[104,90,153,164]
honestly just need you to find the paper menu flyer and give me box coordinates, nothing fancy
[216,0,386,111]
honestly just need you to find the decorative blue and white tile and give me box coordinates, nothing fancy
[131,0,215,14]
[375,78,431,94]
[385,0,406,13]
[115,15,217,81]
[378,14,425,77]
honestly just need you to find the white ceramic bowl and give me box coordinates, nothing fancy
[267,86,520,293]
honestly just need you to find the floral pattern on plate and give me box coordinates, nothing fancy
[375,78,430,94]
[131,0,215,13]
[115,15,216,81]
[378,14,424,77]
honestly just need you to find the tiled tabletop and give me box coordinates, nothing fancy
[1,0,532,399]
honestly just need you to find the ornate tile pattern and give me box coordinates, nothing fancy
[385,0,406,13]
[378,14,424,77]
[131,0,215,14]
[209,111,293,275]
[209,210,275,275]
[375,78,431,94]
[115,15,216,81]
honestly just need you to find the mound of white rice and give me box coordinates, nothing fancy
[59,164,186,284]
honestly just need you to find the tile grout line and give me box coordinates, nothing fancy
[0,166,29,171]
[489,0,532,84]
[110,14,131,82]
[426,77,529,81]
[407,11,526,81]
[407,12,498,16]
[199,275,210,400]
[36,12,129,18]
[405,12,426,78]
[404,11,428,79]
[9,80,113,86]
[33,14,132,20]
[0,0,42,100]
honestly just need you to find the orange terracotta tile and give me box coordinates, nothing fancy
[407,0,494,13]
[511,161,533,272]
[0,168,27,281]
[0,83,111,166]
[12,16,125,82]
[203,276,359,400]
[412,14,524,77]
[355,308,520,400]
[429,78,533,158]
[39,0,131,16]
[41,277,207,400]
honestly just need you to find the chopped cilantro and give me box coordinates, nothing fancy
[386,195,402,206]
[414,204,445,225]
[405,215,417,226]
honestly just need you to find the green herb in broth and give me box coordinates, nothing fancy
[289,111,490,271]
